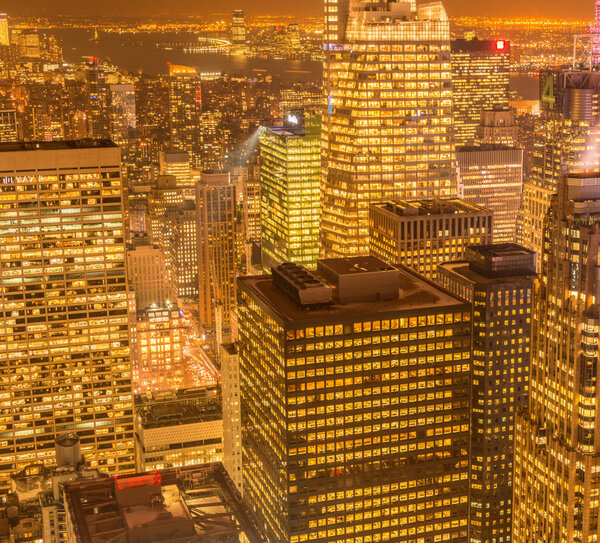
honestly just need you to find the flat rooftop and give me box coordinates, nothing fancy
[373,198,490,217]
[439,261,536,285]
[239,262,467,324]
[469,243,535,258]
[63,464,266,543]
[136,387,221,429]
[0,139,117,152]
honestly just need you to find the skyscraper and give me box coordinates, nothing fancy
[0,110,18,142]
[126,238,172,310]
[0,140,135,487]
[451,39,510,148]
[516,69,600,264]
[0,14,9,47]
[239,257,471,543]
[476,107,518,146]
[109,84,136,146]
[196,171,237,330]
[457,144,523,242]
[321,0,456,257]
[169,65,202,169]
[369,198,493,281]
[438,244,536,543]
[513,173,600,543]
[260,112,321,270]
[231,10,247,49]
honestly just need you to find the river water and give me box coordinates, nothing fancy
[53,28,539,98]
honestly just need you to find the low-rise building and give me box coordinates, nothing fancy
[134,387,223,471]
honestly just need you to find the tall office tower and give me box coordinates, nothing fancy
[321,0,456,257]
[451,38,510,148]
[457,145,523,242]
[165,201,198,304]
[109,84,136,145]
[239,256,472,543]
[196,172,237,329]
[130,304,186,393]
[231,10,247,48]
[169,65,202,169]
[260,112,321,270]
[515,182,554,273]
[516,70,600,264]
[220,342,242,491]
[0,110,18,142]
[369,198,493,281]
[476,107,517,146]
[159,148,192,188]
[84,57,110,139]
[512,172,600,543]
[146,175,184,249]
[438,244,536,543]
[134,387,222,471]
[0,14,9,46]
[126,239,172,310]
[0,140,135,488]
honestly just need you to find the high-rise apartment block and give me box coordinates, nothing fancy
[369,198,493,281]
[238,256,472,543]
[159,148,192,190]
[126,238,172,310]
[322,0,456,257]
[0,140,135,487]
[165,200,198,304]
[0,110,18,142]
[260,112,321,270]
[109,84,136,146]
[220,342,243,491]
[513,173,600,543]
[457,144,523,242]
[451,38,510,148]
[147,175,184,249]
[438,244,535,543]
[196,171,237,329]
[169,65,202,169]
[130,304,186,394]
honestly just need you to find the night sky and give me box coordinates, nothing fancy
[1,0,596,18]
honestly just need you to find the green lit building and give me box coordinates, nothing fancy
[259,112,321,270]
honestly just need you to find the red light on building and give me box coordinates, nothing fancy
[495,40,506,51]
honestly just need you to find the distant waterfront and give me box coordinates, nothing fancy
[53,28,539,98]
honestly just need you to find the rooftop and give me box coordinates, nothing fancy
[373,198,490,217]
[0,139,117,152]
[63,464,266,543]
[136,387,221,429]
[239,258,467,324]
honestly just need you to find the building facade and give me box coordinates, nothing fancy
[457,144,523,243]
[196,171,237,329]
[513,173,600,543]
[438,244,535,543]
[321,0,456,257]
[134,387,222,471]
[0,140,135,487]
[369,198,493,281]
[238,256,471,543]
[260,113,321,270]
[451,39,510,148]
